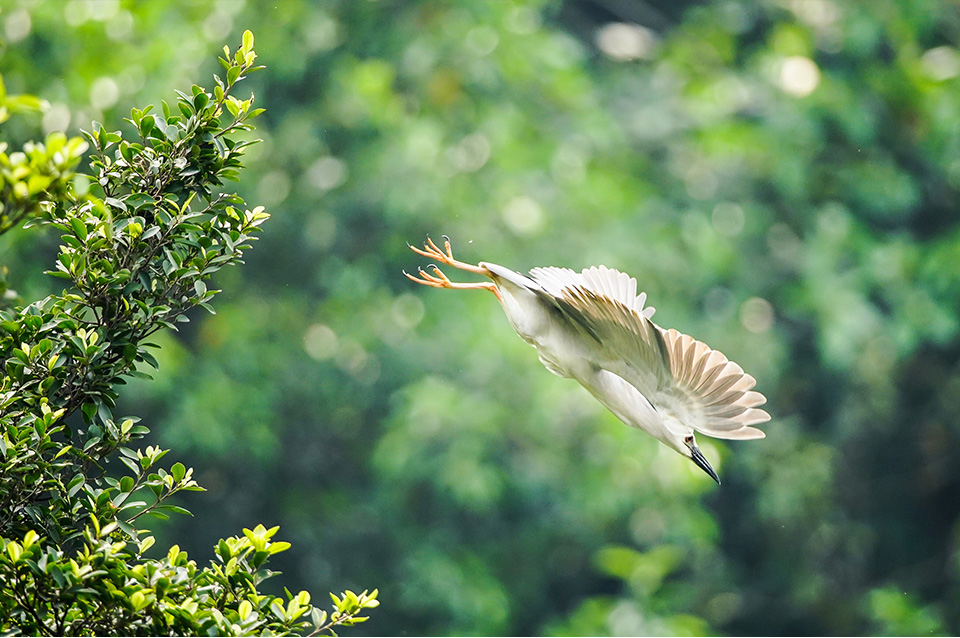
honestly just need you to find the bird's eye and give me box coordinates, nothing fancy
[684,435,693,444]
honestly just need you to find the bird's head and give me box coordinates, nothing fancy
[674,432,721,485]
[658,414,721,484]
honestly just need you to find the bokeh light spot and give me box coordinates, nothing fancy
[790,0,839,30]
[392,293,425,330]
[90,77,120,110]
[596,23,656,61]
[303,323,338,361]
[4,9,31,43]
[302,12,340,52]
[89,0,119,21]
[712,202,745,237]
[740,297,775,334]
[921,46,960,81]
[42,104,71,135]
[502,196,544,235]
[304,212,337,250]
[64,0,91,26]
[105,11,134,40]
[306,156,348,192]
[202,9,233,42]
[504,6,540,35]
[551,143,588,183]
[447,133,491,174]
[779,56,821,97]
[257,170,291,206]
[466,26,499,57]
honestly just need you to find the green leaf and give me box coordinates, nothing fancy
[70,217,87,241]
[67,475,85,497]
[120,456,140,475]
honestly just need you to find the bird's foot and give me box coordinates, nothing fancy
[407,235,488,276]
[403,263,500,297]
[405,235,501,300]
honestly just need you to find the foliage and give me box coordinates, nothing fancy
[0,522,379,637]
[0,31,376,636]
[0,75,85,304]
[4,0,960,636]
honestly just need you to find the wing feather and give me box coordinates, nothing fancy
[659,328,770,438]
[530,266,655,318]
[561,285,669,394]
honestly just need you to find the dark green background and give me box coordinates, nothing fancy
[2,0,959,634]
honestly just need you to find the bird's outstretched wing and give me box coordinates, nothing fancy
[528,266,769,440]
[655,327,769,439]
[530,265,655,318]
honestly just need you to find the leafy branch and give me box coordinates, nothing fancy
[0,30,378,636]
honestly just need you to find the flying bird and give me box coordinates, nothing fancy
[405,236,770,483]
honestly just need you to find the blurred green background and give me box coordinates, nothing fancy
[3,0,960,635]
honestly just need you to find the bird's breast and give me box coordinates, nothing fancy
[582,368,669,442]
[489,276,587,379]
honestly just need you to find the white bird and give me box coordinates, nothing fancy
[405,236,770,484]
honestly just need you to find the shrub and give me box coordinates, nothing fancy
[0,31,377,636]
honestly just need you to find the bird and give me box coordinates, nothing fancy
[404,235,770,484]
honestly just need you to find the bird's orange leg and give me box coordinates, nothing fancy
[408,235,488,275]
[405,235,502,301]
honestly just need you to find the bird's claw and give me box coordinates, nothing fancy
[408,235,452,263]
[403,264,454,288]
[405,234,501,300]
[407,235,487,275]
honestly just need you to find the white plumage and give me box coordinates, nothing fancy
[405,236,770,483]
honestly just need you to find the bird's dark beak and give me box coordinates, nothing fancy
[689,444,721,485]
